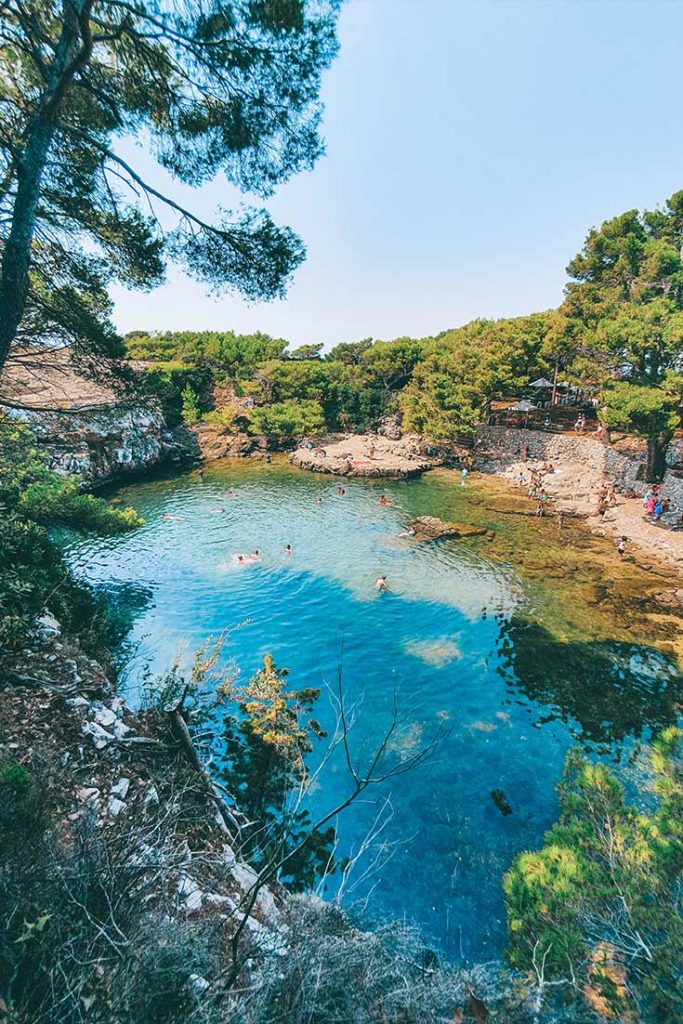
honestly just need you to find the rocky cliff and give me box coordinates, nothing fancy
[2,348,177,486]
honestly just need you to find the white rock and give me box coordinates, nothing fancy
[83,721,114,749]
[93,706,117,728]
[110,778,130,800]
[204,893,237,910]
[144,785,160,811]
[107,797,126,818]
[112,719,131,739]
[78,787,100,804]
[189,974,210,994]
[67,696,89,709]
[37,612,61,637]
[177,874,203,912]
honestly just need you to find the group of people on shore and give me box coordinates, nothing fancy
[642,485,670,521]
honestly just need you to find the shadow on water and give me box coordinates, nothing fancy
[498,616,683,747]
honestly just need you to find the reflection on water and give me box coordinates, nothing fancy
[499,618,683,747]
[62,459,683,959]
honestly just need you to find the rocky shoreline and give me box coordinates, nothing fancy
[2,616,280,949]
[290,432,445,478]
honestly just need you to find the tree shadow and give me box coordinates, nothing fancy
[498,616,683,744]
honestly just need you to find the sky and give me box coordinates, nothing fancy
[111,0,683,349]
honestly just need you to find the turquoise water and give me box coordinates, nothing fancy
[63,460,683,959]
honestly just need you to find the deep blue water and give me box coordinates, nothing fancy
[63,460,682,960]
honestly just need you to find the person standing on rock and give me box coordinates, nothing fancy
[617,536,627,558]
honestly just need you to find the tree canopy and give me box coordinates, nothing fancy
[0,0,341,373]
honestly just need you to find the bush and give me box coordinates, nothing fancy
[0,762,45,854]
[247,398,325,437]
[0,414,142,651]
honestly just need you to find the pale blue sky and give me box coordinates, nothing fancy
[111,0,683,347]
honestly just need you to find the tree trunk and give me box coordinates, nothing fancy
[0,1,92,373]
[646,433,670,483]
[551,358,559,406]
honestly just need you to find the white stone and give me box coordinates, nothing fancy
[107,797,126,818]
[110,778,130,800]
[144,785,160,811]
[83,721,114,749]
[78,787,100,804]
[37,611,61,637]
[93,706,117,728]
[177,874,203,912]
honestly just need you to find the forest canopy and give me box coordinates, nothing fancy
[123,190,683,477]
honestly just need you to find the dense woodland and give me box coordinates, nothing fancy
[127,191,683,479]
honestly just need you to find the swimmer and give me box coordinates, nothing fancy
[315,497,323,504]
[249,550,261,562]
[375,575,391,592]
[378,495,393,507]
[284,544,293,556]
[336,486,346,496]
[162,513,182,521]
[211,508,226,514]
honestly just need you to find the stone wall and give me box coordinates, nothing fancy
[474,424,683,502]
[8,402,175,486]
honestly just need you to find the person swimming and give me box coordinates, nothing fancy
[284,544,293,556]
[336,486,346,496]
[249,550,261,562]
[375,575,391,592]
[378,495,393,506]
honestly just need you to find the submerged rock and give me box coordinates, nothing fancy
[409,516,488,540]
[490,788,513,816]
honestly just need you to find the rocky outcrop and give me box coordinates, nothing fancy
[2,617,280,942]
[291,433,441,478]
[8,402,174,486]
[409,516,488,540]
[188,423,262,461]
[2,347,179,485]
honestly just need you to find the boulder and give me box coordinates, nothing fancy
[409,516,488,540]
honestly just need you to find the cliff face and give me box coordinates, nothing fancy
[2,347,177,486]
[8,402,171,485]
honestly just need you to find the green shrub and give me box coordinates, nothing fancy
[247,398,325,437]
[0,761,46,853]
[181,384,201,425]
[0,414,142,651]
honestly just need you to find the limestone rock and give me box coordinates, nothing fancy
[111,778,131,800]
[409,516,487,540]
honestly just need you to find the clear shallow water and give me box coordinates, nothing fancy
[63,460,683,959]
